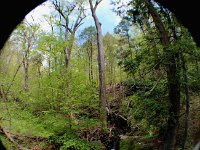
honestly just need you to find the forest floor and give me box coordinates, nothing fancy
[0,90,200,149]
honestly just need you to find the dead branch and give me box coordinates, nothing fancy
[149,72,164,94]
[6,62,22,94]
[11,133,47,142]
[0,125,26,150]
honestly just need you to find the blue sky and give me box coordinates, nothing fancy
[26,0,124,35]
[83,0,121,35]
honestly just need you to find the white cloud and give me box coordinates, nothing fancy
[25,0,124,34]
[25,1,52,31]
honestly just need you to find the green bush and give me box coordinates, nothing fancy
[48,130,101,150]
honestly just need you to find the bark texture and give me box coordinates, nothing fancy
[89,0,108,125]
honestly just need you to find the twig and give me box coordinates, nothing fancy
[6,61,22,94]
[118,114,128,121]
[149,72,164,94]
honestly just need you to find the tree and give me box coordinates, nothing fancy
[121,0,181,148]
[80,26,97,81]
[103,33,118,85]
[51,0,86,68]
[14,21,40,91]
[89,0,108,126]
[145,1,180,149]
[113,0,182,148]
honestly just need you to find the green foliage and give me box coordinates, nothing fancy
[121,78,169,136]
[48,130,101,150]
[80,26,97,43]
[120,138,141,150]
[1,1,200,149]
[0,135,17,150]
[0,102,52,137]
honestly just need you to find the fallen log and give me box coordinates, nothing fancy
[11,133,47,142]
[0,125,26,150]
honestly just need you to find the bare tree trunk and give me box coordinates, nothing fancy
[64,33,75,68]
[86,45,93,81]
[24,65,28,90]
[48,44,52,76]
[90,42,94,81]
[89,0,108,126]
[109,62,114,85]
[145,0,180,149]
[23,39,30,91]
[48,56,51,76]
[88,50,91,81]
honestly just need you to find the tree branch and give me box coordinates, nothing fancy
[0,125,26,150]
[6,61,23,94]
[52,0,66,20]
[73,13,86,33]
[149,71,164,94]
[94,0,103,11]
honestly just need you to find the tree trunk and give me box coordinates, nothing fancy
[145,0,180,149]
[90,42,94,80]
[64,31,75,68]
[86,44,93,81]
[0,84,7,102]
[181,54,190,150]
[89,0,108,126]
[23,39,30,91]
